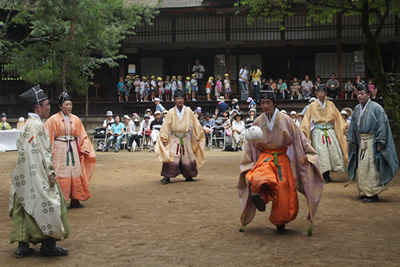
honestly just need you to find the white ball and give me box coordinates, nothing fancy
[244,125,264,142]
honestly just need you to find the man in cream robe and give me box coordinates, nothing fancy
[301,83,348,183]
[9,85,69,258]
[347,81,398,202]
[155,89,205,184]
[239,90,323,234]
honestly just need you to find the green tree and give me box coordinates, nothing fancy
[235,0,400,156]
[1,0,159,126]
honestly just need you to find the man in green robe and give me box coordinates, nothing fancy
[9,85,69,257]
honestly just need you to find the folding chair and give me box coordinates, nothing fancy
[210,126,226,151]
[92,127,107,151]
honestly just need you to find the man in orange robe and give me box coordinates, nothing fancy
[238,90,324,233]
[45,92,96,208]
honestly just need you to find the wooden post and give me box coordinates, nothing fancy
[337,41,342,91]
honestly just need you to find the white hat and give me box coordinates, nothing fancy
[154,111,161,115]
[290,111,297,115]
[145,109,152,114]
[18,117,25,122]
[341,110,348,116]
[123,115,131,120]
[106,111,113,116]
[248,108,256,114]
[154,98,160,102]
[232,98,238,103]
[162,110,168,114]
[219,96,225,101]
[281,110,287,114]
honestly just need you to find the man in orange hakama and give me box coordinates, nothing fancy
[238,90,324,233]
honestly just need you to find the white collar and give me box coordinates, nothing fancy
[264,108,278,131]
[358,99,371,126]
[28,112,41,120]
[175,105,185,120]
[317,98,326,109]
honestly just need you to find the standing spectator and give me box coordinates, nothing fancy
[10,85,69,258]
[301,75,314,100]
[155,89,206,184]
[140,76,146,102]
[290,77,301,100]
[177,75,183,91]
[190,74,198,101]
[185,76,192,101]
[300,83,348,183]
[215,75,222,99]
[347,82,398,202]
[206,76,214,101]
[124,75,131,102]
[134,75,141,102]
[144,77,150,102]
[224,74,231,100]
[344,80,353,99]
[250,65,262,102]
[45,92,96,208]
[171,76,177,101]
[326,73,340,99]
[192,59,205,94]
[157,77,164,101]
[1,113,11,130]
[117,77,124,102]
[164,76,171,102]
[154,98,165,113]
[150,76,157,102]
[239,64,250,101]
[276,78,288,100]
[103,115,125,153]
[123,115,133,150]
[140,114,152,149]
[149,111,163,152]
[215,96,229,120]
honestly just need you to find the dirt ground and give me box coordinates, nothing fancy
[0,149,400,266]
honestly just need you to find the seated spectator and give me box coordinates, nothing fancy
[231,98,240,112]
[1,113,12,130]
[149,111,163,152]
[123,115,132,150]
[16,117,25,130]
[351,75,362,98]
[290,77,301,100]
[128,114,142,151]
[222,111,232,146]
[246,108,256,124]
[103,115,124,152]
[268,78,277,93]
[277,78,288,100]
[103,110,114,131]
[203,113,215,147]
[140,114,152,149]
[144,109,154,122]
[301,75,314,99]
[154,98,165,113]
[368,80,378,99]
[290,111,297,123]
[198,112,206,127]
[247,97,256,112]
[326,73,340,99]
[231,112,245,151]
[344,80,353,99]
[314,76,321,94]
[296,113,303,127]
[162,109,168,119]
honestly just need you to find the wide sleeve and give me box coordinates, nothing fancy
[36,122,56,179]
[75,115,96,183]
[190,112,206,168]
[154,111,173,163]
[331,103,348,163]
[300,105,312,141]
[290,122,324,221]
[44,115,57,154]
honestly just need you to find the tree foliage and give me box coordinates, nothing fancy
[235,0,400,156]
[0,0,159,94]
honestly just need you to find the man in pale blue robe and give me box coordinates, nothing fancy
[347,81,399,202]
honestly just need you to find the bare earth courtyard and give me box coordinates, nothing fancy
[0,150,399,266]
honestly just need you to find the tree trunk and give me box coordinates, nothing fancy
[61,0,77,92]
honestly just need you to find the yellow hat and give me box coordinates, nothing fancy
[142,76,147,79]
[209,76,214,80]
[151,75,155,79]
[178,75,182,79]
[126,75,130,78]
[166,76,170,78]
[186,76,190,80]
[157,77,162,81]
[224,73,229,77]
[172,76,176,79]
[191,74,196,77]
[135,75,139,78]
